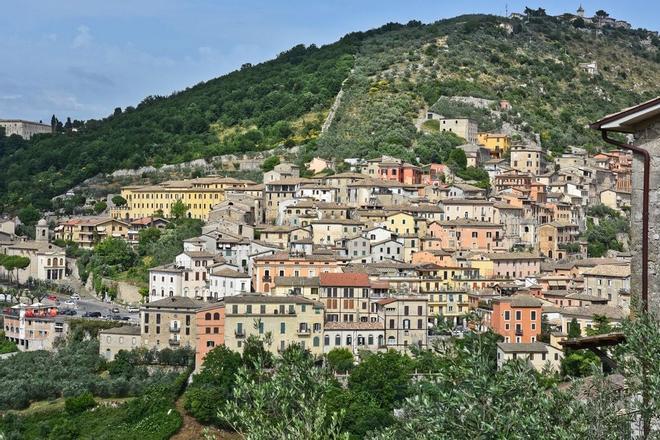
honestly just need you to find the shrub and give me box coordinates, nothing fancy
[65,392,96,415]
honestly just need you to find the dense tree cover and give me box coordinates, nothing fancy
[0,255,31,285]
[314,13,659,162]
[0,369,190,440]
[0,338,184,410]
[582,205,629,257]
[326,348,355,373]
[0,39,357,212]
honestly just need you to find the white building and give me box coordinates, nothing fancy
[208,268,251,300]
[323,321,385,355]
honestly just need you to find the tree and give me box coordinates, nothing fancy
[184,346,242,425]
[18,206,40,226]
[93,237,137,272]
[0,256,30,285]
[585,315,613,336]
[348,351,414,410]
[567,318,581,338]
[111,195,127,207]
[170,200,188,220]
[447,148,467,171]
[326,348,355,374]
[261,156,280,172]
[137,227,162,255]
[595,9,609,18]
[93,201,107,214]
[219,345,347,440]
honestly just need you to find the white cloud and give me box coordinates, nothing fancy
[0,94,22,100]
[72,25,92,48]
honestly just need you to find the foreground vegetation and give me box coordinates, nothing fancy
[185,310,660,440]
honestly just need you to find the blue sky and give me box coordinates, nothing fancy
[0,0,657,122]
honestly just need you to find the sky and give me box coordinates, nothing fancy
[0,0,657,122]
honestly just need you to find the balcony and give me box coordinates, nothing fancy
[169,325,180,333]
[262,275,272,282]
[297,328,311,336]
[515,328,523,336]
[235,330,246,338]
[169,338,180,346]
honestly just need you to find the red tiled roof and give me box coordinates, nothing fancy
[319,272,370,287]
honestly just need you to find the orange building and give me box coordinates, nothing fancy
[489,295,543,343]
[253,252,342,293]
[195,303,225,372]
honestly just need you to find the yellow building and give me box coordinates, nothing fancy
[468,255,495,278]
[224,294,325,355]
[54,216,130,248]
[386,212,416,236]
[477,133,511,158]
[112,177,255,221]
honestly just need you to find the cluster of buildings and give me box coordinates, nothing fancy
[64,138,631,373]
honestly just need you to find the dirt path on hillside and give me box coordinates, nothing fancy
[171,396,241,440]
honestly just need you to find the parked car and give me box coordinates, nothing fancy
[70,294,81,301]
[111,314,122,321]
[83,311,102,318]
[120,316,130,321]
[111,307,120,314]
[64,299,76,307]
[127,306,140,313]
[47,295,57,301]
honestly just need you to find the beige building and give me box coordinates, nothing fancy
[224,294,325,355]
[496,342,563,372]
[310,219,364,246]
[141,296,205,350]
[510,144,543,176]
[0,119,52,139]
[99,326,141,361]
[374,296,428,352]
[54,216,130,248]
[538,222,580,260]
[0,241,66,283]
[582,264,631,309]
[426,114,478,144]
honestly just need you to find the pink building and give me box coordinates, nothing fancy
[427,220,504,251]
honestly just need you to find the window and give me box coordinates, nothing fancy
[280,322,286,334]
[324,335,330,346]
[313,337,320,347]
[531,311,537,321]
[335,335,341,346]
[403,319,410,329]
[205,313,211,320]
[515,310,521,321]
[504,311,510,320]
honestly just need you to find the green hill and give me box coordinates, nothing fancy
[1,13,659,211]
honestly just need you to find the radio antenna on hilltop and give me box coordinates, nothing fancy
[505,3,508,17]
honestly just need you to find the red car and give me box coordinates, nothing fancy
[47,295,57,301]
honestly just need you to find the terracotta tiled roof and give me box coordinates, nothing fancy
[319,272,370,287]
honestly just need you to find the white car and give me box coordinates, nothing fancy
[127,306,140,313]
[70,294,81,301]
[64,299,76,307]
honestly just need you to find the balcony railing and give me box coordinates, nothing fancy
[235,330,246,338]
[297,328,311,336]
[262,275,272,282]
[169,338,180,346]
[515,328,523,336]
[169,325,180,333]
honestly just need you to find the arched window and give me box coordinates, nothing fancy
[205,313,212,320]
[213,312,220,320]
[387,336,395,345]
[47,258,51,266]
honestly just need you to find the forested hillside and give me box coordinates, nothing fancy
[1,12,659,212]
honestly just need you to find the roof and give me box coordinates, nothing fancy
[273,276,320,287]
[131,216,169,226]
[144,296,206,310]
[497,342,549,353]
[211,268,250,278]
[560,305,627,320]
[590,96,660,133]
[440,198,493,205]
[493,295,543,308]
[100,325,141,336]
[319,272,370,287]
[582,264,631,278]
[225,294,321,306]
[486,252,543,261]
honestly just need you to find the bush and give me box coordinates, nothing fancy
[65,392,96,415]
[326,348,355,373]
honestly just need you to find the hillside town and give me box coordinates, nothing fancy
[0,108,641,374]
[0,3,659,438]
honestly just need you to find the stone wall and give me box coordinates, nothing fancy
[632,120,660,314]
